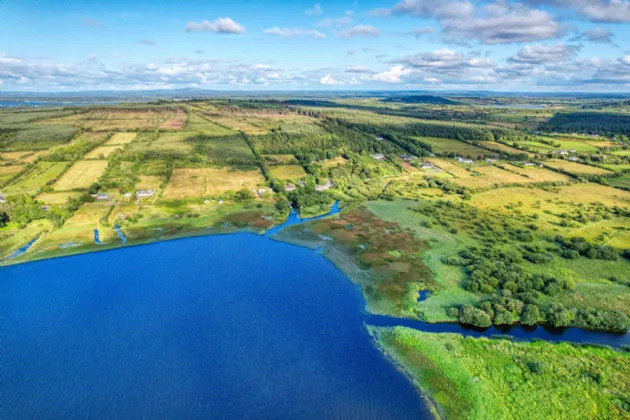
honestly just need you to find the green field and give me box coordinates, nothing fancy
[4,162,70,195]
[373,327,630,420]
[413,137,491,157]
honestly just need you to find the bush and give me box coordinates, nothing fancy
[459,305,492,328]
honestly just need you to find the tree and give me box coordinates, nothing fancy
[235,188,255,202]
[521,304,540,326]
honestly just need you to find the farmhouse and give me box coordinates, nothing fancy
[420,162,435,169]
[375,136,384,141]
[567,156,579,162]
[523,162,536,166]
[372,153,385,161]
[136,189,155,198]
[400,154,418,161]
[285,183,297,192]
[485,158,498,163]
[0,192,5,203]
[252,188,272,197]
[91,193,109,200]
[456,157,474,164]
[315,180,333,191]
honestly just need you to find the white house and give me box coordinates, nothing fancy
[0,192,5,204]
[91,193,109,200]
[567,156,579,162]
[136,190,155,198]
[285,183,297,192]
[420,162,435,169]
[372,153,385,161]
[315,180,333,191]
[375,136,384,141]
[485,158,498,163]
[456,157,474,164]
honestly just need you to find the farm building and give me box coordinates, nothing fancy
[91,193,109,200]
[0,192,5,203]
[456,157,474,164]
[420,163,435,169]
[375,136,384,141]
[372,153,385,161]
[523,162,536,166]
[485,158,498,163]
[400,154,418,161]
[568,156,579,162]
[285,183,297,192]
[136,190,155,198]
[315,180,333,191]
[252,188,272,197]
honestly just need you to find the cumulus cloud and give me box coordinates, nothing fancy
[345,65,375,73]
[320,73,340,84]
[263,27,326,39]
[305,4,323,15]
[340,25,381,38]
[570,28,616,45]
[508,43,580,64]
[374,0,563,44]
[185,17,245,34]
[526,0,630,23]
[369,66,413,83]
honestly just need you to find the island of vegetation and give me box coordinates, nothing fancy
[1,93,629,418]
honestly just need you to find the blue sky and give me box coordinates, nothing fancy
[1,0,629,92]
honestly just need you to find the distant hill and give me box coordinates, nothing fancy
[382,95,459,105]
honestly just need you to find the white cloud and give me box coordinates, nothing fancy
[369,66,413,83]
[340,25,381,38]
[508,43,580,64]
[374,0,563,44]
[263,27,326,39]
[305,4,323,15]
[185,17,245,34]
[345,65,375,73]
[320,74,340,85]
[410,27,435,37]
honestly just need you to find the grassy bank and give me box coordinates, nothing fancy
[371,326,630,420]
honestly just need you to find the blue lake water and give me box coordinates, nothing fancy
[0,233,430,419]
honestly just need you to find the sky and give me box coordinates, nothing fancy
[1,0,630,92]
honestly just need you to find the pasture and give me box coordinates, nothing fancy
[36,191,83,205]
[54,160,108,190]
[501,163,571,182]
[321,156,348,168]
[263,154,298,165]
[414,137,491,157]
[84,146,122,159]
[4,162,69,195]
[545,160,614,176]
[136,175,163,191]
[479,141,534,156]
[162,167,265,199]
[44,108,184,131]
[269,165,307,180]
[105,132,137,146]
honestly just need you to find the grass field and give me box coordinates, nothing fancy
[269,165,307,180]
[33,202,115,250]
[4,162,69,195]
[135,175,163,190]
[36,191,83,205]
[162,167,265,199]
[150,131,196,153]
[414,137,491,157]
[54,160,108,190]
[613,149,630,157]
[479,141,535,157]
[545,160,614,176]
[83,145,122,159]
[373,327,630,420]
[0,220,53,260]
[262,154,298,165]
[609,173,630,189]
[0,151,35,162]
[44,109,183,131]
[501,163,572,182]
[104,132,136,145]
[0,164,25,180]
[321,156,348,168]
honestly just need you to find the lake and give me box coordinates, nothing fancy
[0,233,430,419]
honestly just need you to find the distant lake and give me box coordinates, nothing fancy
[1,233,429,419]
